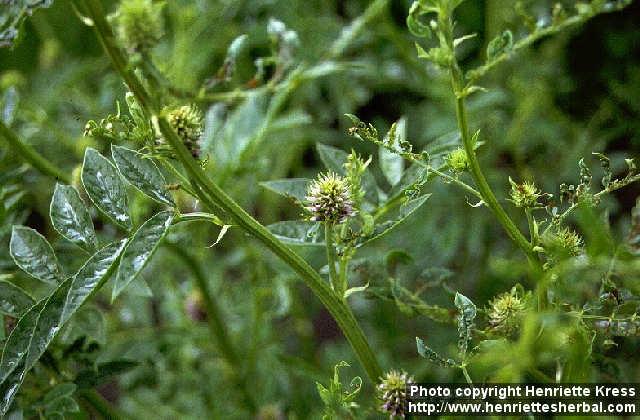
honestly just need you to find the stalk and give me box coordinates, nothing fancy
[166,243,257,412]
[324,223,341,294]
[79,0,382,383]
[451,80,534,260]
[0,120,70,184]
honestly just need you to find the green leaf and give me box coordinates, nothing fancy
[81,148,131,230]
[0,0,54,48]
[0,300,45,385]
[111,145,174,206]
[112,211,174,300]
[61,241,127,324]
[416,337,457,367]
[454,292,476,358]
[317,143,349,175]
[379,118,406,186]
[10,226,63,285]
[42,383,76,406]
[357,194,431,247]
[260,178,311,202]
[50,183,97,251]
[75,360,140,388]
[0,280,34,317]
[0,241,124,414]
[267,221,325,246]
[316,143,379,204]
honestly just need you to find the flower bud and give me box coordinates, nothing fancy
[446,148,469,172]
[165,104,204,158]
[305,172,355,223]
[112,0,163,53]
[377,370,414,418]
[184,290,207,323]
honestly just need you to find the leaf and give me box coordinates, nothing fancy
[112,211,174,300]
[357,194,431,247]
[0,0,54,48]
[454,292,476,358]
[344,283,369,299]
[0,241,124,414]
[50,183,97,251]
[317,143,348,175]
[0,280,34,317]
[260,178,311,202]
[81,148,131,229]
[42,383,76,406]
[316,143,379,204]
[61,241,127,324]
[416,337,457,367]
[111,145,174,206]
[379,118,406,186]
[75,360,140,388]
[267,221,325,246]
[10,226,63,285]
[0,300,45,385]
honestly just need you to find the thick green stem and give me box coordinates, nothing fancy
[80,0,382,383]
[166,243,257,412]
[0,120,70,183]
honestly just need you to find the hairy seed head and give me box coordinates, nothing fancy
[305,172,355,223]
[488,287,528,336]
[377,370,414,419]
[446,148,469,172]
[113,0,164,52]
[509,177,540,208]
[165,104,204,158]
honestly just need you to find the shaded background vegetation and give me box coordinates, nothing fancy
[1,0,639,418]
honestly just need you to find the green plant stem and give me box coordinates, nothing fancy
[166,243,257,413]
[80,0,383,383]
[325,223,340,295]
[0,120,70,184]
[77,389,126,420]
[461,365,473,384]
[450,76,534,260]
[525,208,536,245]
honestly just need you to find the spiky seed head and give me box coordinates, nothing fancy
[509,177,540,208]
[542,227,583,257]
[377,370,414,419]
[166,104,204,158]
[488,287,528,336]
[113,0,164,53]
[446,148,469,172]
[305,172,355,223]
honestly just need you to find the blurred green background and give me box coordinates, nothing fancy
[1,0,639,418]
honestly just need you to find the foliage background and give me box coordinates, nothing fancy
[0,0,639,418]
